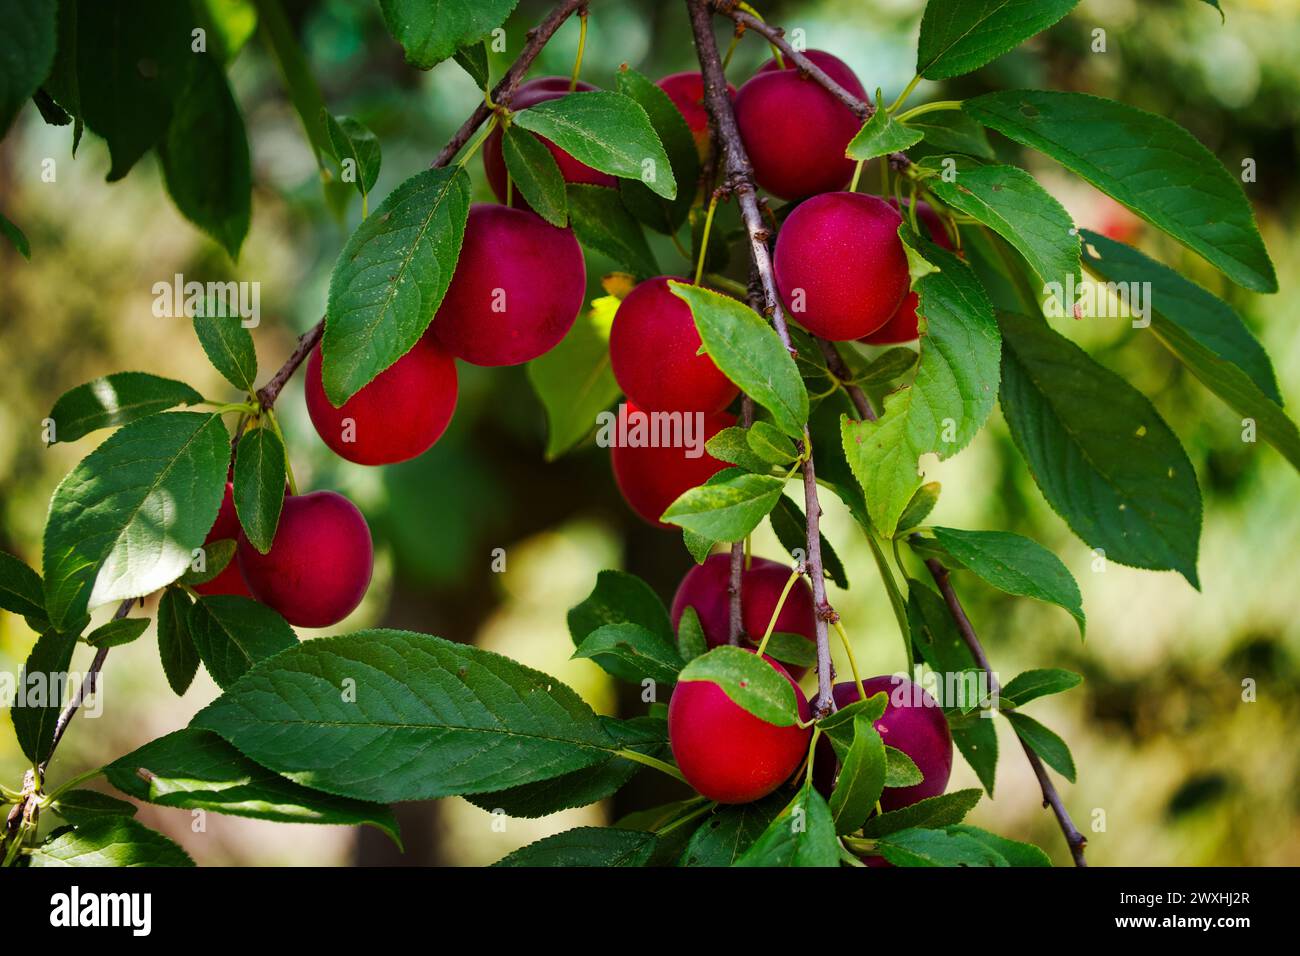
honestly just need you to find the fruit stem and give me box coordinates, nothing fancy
[803,726,822,787]
[754,568,803,658]
[264,411,298,496]
[865,528,912,672]
[849,158,865,193]
[832,619,867,703]
[655,798,715,835]
[456,113,499,168]
[886,75,922,114]
[703,272,747,297]
[735,3,783,67]
[894,99,964,125]
[569,8,589,91]
[615,748,688,784]
[693,191,720,285]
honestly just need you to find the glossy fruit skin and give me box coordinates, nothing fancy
[734,50,867,201]
[431,204,587,367]
[304,337,458,465]
[669,553,816,674]
[812,676,953,812]
[237,490,373,629]
[657,71,734,158]
[609,277,738,414]
[483,77,616,208]
[669,651,812,803]
[860,200,953,346]
[609,402,734,528]
[194,482,251,597]
[774,192,910,340]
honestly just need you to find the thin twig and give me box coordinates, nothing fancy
[923,557,1089,867]
[255,318,324,409]
[818,339,878,422]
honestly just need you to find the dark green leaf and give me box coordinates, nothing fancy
[896,482,941,535]
[829,715,887,834]
[12,628,78,763]
[157,587,199,695]
[0,209,30,258]
[917,1,1080,79]
[662,471,785,540]
[188,594,297,690]
[50,790,138,825]
[671,282,809,438]
[379,0,518,70]
[818,693,889,758]
[763,632,817,670]
[47,373,204,443]
[861,788,983,837]
[572,622,684,686]
[85,616,149,648]
[322,111,381,198]
[29,816,194,867]
[1005,711,1076,781]
[514,91,676,200]
[502,124,568,226]
[999,310,1202,586]
[323,166,471,404]
[232,428,286,554]
[568,570,673,653]
[43,412,230,629]
[0,0,56,135]
[193,313,257,393]
[453,42,489,89]
[0,551,46,622]
[192,630,619,802]
[676,606,708,662]
[965,90,1276,292]
[159,52,250,260]
[769,496,849,589]
[911,111,995,159]
[679,645,800,727]
[494,827,657,867]
[1000,668,1082,708]
[873,826,1006,866]
[680,793,787,866]
[931,526,1084,635]
[847,90,924,159]
[565,183,659,279]
[947,824,1051,866]
[734,781,839,867]
[855,346,920,387]
[175,539,236,588]
[615,67,699,234]
[105,728,400,841]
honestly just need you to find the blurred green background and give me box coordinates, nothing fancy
[2,0,1298,865]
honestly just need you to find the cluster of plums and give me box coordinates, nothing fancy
[667,554,954,827]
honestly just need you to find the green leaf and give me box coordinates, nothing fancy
[946,824,1051,866]
[502,124,568,226]
[847,90,924,159]
[917,0,1080,80]
[188,595,297,690]
[923,159,1079,288]
[662,471,785,540]
[193,630,619,802]
[379,0,518,70]
[514,91,676,200]
[856,346,920,388]
[680,793,787,866]
[157,588,199,696]
[670,282,809,438]
[73,0,195,181]
[842,240,1000,536]
[931,527,1084,635]
[861,788,984,837]
[232,428,286,554]
[175,539,236,588]
[763,632,817,671]
[769,496,849,589]
[105,728,400,841]
[193,313,257,393]
[0,0,56,135]
[50,790,138,826]
[12,628,78,763]
[47,373,204,443]
[706,426,774,474]
[998,310,1202,586]
[467,716,667,819]
[1079,230,1299,471]
[565,183,659,279]
[159,52,250,260]
[748,421,799,464]
[677,645,800,727]
[873,826,1006,867]
[818,693,889,759]
[734,781,839,867]
[43,0,82,154]
[572,622,685,686]
[568,570,674,657]
[43,411,230,629]
[1001,668,1083,707]
[29,816,194,867]
[911,111,995,159]
[322,111,381,198]
[323,166,471,405]
[527,294,621,460]
[0,550,46,621]
[0,209,30,258]
[829,715,887,834]
[453,42,489,88]
[85,616,149,649]
[1005,711,1076,781]
[615,67,700,234]
[494,827,657,867]
[676,606,708,662]
[886,746,924,787]
[965,90,1276,292]
[896,482,941,535]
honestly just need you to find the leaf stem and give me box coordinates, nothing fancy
[263,411,297,496]
[754,568,803,657]
[569,8,589,92]
[865,529,913,672]
[39,765,106,807]
[693,191,720,285]
[894,100,964,125]
[849,158,865,193]
[832,619,866,702]
[615,748,688,784]
[456,113,500,168]
[886,75,922,114]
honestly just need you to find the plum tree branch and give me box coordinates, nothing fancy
[687,0,835,715]
[922,557,1089,867]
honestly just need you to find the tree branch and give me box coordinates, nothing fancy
[923,557,1089,867]
[256,318,324,409]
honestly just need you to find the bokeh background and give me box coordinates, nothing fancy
[2,0,1298,866]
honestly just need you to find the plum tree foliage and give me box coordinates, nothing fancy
[0,0,1290,870]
